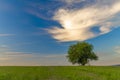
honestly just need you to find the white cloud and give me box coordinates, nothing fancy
[48,1,120,42]
[0,34,14,37]
[115,46,120,54]
[0,45,69,66]
[27,9,51,20]
[91,58,120,66]
[0,57,9,60]
[0,45,34,64]
[0,45,119,66]
[1,52,120,66]
[0,46,119,66]
[0,52,69,66]
[62,0,85,4]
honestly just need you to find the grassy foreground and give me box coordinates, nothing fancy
[0,66,120,80]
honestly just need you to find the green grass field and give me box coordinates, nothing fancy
[0,66,120,80]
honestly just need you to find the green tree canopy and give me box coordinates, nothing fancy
[67,42,98,66]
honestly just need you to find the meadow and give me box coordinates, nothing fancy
[0,66,120,80]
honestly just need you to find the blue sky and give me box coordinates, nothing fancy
[0,0,120,66]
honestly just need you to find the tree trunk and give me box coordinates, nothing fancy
[81,63,85,66]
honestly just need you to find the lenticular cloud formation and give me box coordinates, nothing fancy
[48,0,120,42]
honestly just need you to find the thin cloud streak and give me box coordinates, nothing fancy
[0,45,69,66]
[0,34,14,37]
[48,1,120,42]
[61,0,85,4]
[115,46,120,54]
[0,45,119,66]
[1,52,120,66]
[27,9,51,20]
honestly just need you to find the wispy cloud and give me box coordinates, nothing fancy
[26,1,62,21]
[61,0,85,4]
[115,46,120,54]
[0,57,9,60]
[48,0,120,42]
[0,34,14,37]
[0,45,69,66]
[0,44,33,65]
[27,9,51,20]
[0,45,119,66]
[0,45,33,61]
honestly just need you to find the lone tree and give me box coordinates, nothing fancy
[67,42,98,66]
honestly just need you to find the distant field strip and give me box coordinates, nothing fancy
[0,66,120,80]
